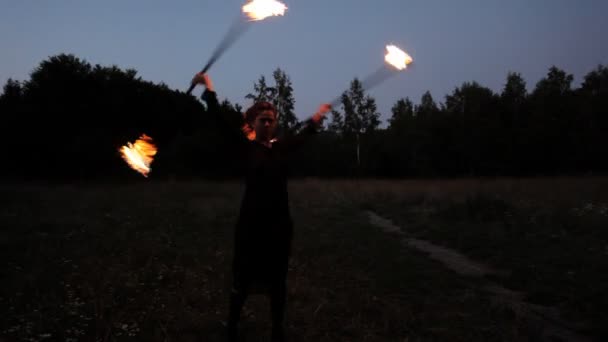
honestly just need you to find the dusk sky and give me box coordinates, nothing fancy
[2,0,607,124]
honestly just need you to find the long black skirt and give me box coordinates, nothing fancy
[231,220,294,294]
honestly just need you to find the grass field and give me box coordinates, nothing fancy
[1,178,607,341]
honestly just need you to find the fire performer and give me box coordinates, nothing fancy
[191,72,331,342]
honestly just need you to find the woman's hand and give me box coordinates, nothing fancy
[191,72,214,92]
[312,103,332,124]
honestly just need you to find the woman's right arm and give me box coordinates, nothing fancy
[192,73,219,113]
[192,73,250,149]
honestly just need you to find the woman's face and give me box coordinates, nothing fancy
[253,110,277,142]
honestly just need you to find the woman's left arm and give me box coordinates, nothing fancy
[280,103,331,150]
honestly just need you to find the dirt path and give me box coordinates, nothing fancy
[366,211,592,342]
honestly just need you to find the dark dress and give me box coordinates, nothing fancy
[202,89,320,293]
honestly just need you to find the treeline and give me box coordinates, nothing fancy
[1,54,606,180]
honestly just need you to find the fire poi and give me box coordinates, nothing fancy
[331,44,414,107]
[186,0,288,95]
[119,134,157,177]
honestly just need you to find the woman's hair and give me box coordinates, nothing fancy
[244,101,277,124]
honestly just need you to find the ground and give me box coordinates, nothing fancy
[1,178,606,341]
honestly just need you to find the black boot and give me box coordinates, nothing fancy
[270,283,287,342]
[225,324,238,342]
[226,288,247,342]
[271,325,285,342]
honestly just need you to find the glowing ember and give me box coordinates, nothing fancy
[242,0,287,21]
[385,45,413,70]
[119,134,157,177]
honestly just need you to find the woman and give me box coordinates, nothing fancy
[191,73,331,342]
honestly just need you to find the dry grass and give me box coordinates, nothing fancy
[1,177,606,341]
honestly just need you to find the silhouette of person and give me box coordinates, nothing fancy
[191,72,331,342]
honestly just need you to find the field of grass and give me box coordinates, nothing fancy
[1,178,606,341]
[361,177,608,339]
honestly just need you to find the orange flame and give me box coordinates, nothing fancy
[119,134,157,177]
[242,0,287,21]
[242,124,256,141]
[385,45,413,70]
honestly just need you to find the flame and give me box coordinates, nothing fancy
[385,45,413,70]
[242,123,256,141]
[119,134,157,177]
[242,0,287,21]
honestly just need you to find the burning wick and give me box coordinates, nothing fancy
[385,45,413,70]
[119,134,157,177]
[242,0,288,21]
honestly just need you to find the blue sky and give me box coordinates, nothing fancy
[1,0,607,124]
